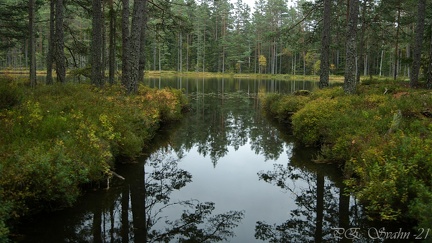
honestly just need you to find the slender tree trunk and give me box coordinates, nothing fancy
[29,0,37,87]
[54,0,66,83]
[158,46,161,71]
[410,0,426,88]
[344,0,359,94]
[393,5,401,80]
[186,34,189,72]
[303,51,306,75]
[379,49,384,76]
[203,23,206,72]
[427,24,432,88]
[108,0,116,85]
[293,53,296,75]
[121,0,130,87]
[356,0,367,84]
[364,54,367,76]
[179,32,182,72]
[319,0,331,88]
[91,0,103,87]
[138,4,148,82]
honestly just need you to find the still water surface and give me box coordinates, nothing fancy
[17,78,405,242]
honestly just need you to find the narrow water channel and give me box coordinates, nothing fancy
[16,78,409,242]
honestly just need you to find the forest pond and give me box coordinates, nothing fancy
[16,78,412,242]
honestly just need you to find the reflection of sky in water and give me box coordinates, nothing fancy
[150,141,311,243]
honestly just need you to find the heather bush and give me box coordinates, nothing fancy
[0,79,187,239]
[261,84,432,227]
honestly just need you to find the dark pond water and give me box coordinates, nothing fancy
[16,78,417,242]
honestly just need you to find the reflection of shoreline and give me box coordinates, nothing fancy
[146,77,317,95]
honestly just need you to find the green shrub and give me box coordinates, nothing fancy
[0,77,22,110]
[347,133,432,221]
[262,93,310,122]
[261,83,432,226]
[291,97,341,145]
[0,82,188,239]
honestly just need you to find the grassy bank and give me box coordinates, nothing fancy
[144,71,347,81]
[261,80,432,227]
[1,69,351,85]
[0,75,187,241]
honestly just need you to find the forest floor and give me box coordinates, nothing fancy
[261,79,432,229]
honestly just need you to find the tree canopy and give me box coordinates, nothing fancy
[0,0,432,90]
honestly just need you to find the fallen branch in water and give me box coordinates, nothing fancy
[111,170,125,180]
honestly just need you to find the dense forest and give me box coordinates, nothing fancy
[1,0,432,91]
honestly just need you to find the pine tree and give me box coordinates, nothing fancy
[91,0,103,87]
[319,0,331,88]
[54,0,66,83]
[344,0,359,94]
[410,0,426,88]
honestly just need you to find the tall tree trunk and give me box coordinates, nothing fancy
[108,0,116,85]
[186,34,189,72]
[46,0,54,85]
[427,24,432,88]
[319,0,331,88]
[54,0,66,83]
[379,49,384,76]
[344,0,359,94]
[356,0,367,84]
[91,0,103,87]
[126,0,146,94]
[410,0,426,88]
[179,32,182,72]
[29,0,36,87]
[138,4,148,82]
[121,0,130,87]
[393,5,401,80]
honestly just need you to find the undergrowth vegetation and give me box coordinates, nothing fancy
[0,75,187,241]
[261,81,432,228]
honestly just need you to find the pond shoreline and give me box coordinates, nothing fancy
[0,77,188,241]
[260,80,432,229]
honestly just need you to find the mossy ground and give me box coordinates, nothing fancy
[261,80,432,227]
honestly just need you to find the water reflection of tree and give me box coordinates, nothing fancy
[169,91,287,166]
[142,151,244,242]
[23,150,244,242]
[127,151,245,242]
[255,153,371,243]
